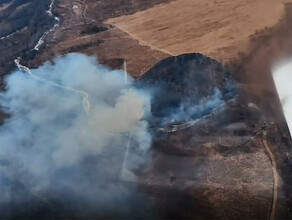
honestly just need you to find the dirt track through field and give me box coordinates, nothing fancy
[262,131,279,220]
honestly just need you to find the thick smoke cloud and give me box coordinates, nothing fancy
[273,60,292,134]
[0,53,234,218]
[0,53,152,216]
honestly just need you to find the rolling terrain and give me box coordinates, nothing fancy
[0,0,291,219]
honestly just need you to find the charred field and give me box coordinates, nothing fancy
[132,53,291,219]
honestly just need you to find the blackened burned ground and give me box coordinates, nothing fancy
[133,54,291,219]
[137,53,236,127]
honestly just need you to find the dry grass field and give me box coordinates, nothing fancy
[107,0,291,62]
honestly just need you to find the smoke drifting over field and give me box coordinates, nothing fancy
[137,53,236,128]
[273,60,292,134]
[0,53,235,217]
[161,88,225,125]
[0,53,151,216]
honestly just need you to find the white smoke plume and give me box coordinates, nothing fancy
[0,53,152,216]
[165,88,225,125]
[273,60,292,134]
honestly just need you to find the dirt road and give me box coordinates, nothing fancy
[262,131,279,220]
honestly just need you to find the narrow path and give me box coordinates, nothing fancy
[261,130,279,220]
[14,0,91,115]
[82,0,99,24]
